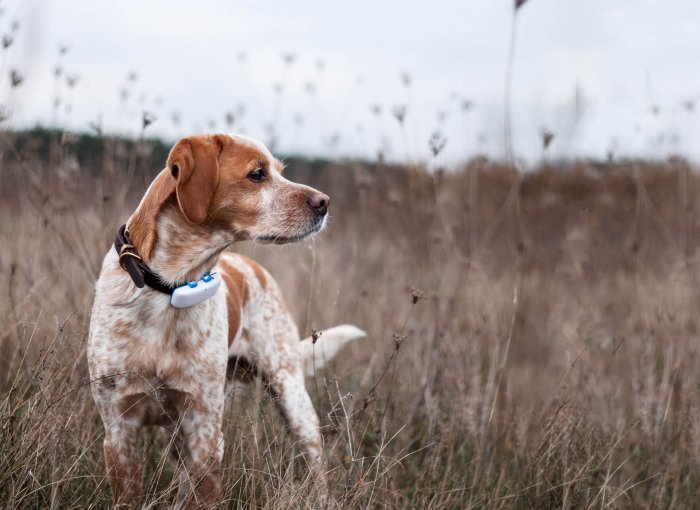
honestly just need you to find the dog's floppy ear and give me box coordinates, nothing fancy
[167,136,224,224]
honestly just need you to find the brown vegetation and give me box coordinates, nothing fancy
[1,134,700,508]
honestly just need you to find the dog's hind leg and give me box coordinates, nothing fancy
[267,366,323,462]
[264,362,329,502]
[231,335,328,499]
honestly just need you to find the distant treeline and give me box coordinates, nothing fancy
[0,127,367,181]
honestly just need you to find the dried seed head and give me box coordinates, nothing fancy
[392,105,406,124]
[515,0,529,9]
[225,112,235,127]
[400,72,412,88]
[392,333,407,350]
[281,52,297,65]
[9,69,22,87]
[142,111,156,130]
[429,132,447,157]
[311,329,322,344]
[371,104,382,117]
[461,100,474,112]
[2,35,12,50]
[541,129,555,149]
[66,75,79,88]
[89,119,102,136]
[410,287,426,304]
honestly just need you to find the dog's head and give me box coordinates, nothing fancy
[129,134,329,261]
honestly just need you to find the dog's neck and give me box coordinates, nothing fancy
[146,204,235,287]
[126,169,235,287]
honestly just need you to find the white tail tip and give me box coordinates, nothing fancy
[299,324,366,376]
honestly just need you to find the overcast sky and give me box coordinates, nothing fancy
[2,0,700,164]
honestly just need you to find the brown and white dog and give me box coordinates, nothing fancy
[87,134,365,509]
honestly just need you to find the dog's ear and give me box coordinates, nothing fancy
[167,136,224,224]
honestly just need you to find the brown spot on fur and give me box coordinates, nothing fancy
[118,389,191,426]
[118,393,150,423]
[113,319,136,339]
[240,255,267,289]
[219,257,248,347]
[122,327,175,379]
[205,138,268,232]
[168,136,228,224]
[126,170,178,262]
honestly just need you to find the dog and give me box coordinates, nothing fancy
[87,134,365,509]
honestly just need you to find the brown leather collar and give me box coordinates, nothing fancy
[114,224,175,295]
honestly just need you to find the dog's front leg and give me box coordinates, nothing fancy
[174,400,225,510]
[103,418,144,509]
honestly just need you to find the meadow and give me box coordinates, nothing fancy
[1,130,699,509]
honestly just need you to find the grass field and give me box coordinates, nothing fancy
[1,133,700,508]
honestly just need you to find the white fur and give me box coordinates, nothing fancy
[228,133,274,162]
[299,325,367,376]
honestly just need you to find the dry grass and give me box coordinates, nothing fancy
[2,134,700,509]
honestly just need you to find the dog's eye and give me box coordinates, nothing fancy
[248,168,266,183]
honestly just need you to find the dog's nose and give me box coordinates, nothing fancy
[307,192,330,216]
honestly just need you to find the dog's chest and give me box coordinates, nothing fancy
[89,283,229,388]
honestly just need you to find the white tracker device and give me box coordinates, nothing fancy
[170,272,222,309]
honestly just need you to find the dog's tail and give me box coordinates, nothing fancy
[298,324,366,376]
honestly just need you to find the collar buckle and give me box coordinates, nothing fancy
[114,224,170,294]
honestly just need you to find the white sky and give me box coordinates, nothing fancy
[2,0,700,164]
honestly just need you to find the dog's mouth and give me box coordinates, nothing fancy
[256,218,326,245]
